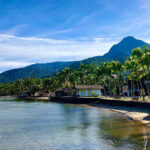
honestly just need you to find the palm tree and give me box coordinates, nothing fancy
[131,47,150,97]
[109,61,122,97]
[124,56,143,99]
[142,51,150,97]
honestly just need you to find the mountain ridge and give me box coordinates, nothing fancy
[0,61,75,83]
[0,36,149,83]
[69,36,150,68]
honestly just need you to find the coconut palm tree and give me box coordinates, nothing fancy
[124,56,143,99]
[131,47,150,97]
[109,61,122,97]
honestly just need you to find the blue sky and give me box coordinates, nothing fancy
[0,0,150,72]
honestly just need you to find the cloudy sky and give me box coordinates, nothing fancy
[0,0,150,72]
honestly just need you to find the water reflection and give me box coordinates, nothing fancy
[61,104,91,130]
[0,98,150,150]
[98,115,150,150]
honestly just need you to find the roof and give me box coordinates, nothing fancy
[75,85,103,90]
[55,88,72,92]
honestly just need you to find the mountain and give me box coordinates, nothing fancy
[0,36,149,83]
[70,36,150,68]
[103,36,150,61]
[0,62,74,83]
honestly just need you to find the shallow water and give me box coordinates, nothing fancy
[0,97,150,150]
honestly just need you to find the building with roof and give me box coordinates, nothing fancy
[75,85,103,97]
[55,88,72,97]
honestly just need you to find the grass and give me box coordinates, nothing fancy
[98,96,150,102]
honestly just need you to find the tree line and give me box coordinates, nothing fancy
[0,46,150,99]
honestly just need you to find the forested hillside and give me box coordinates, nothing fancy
[0,36,149,83]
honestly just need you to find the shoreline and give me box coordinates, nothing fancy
[49,96,150,127]
[1,96,150,126]
[87,103,150,127]
[0,96,17,99]
[24,96,49,101]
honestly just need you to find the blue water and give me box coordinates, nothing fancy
[0,97,149,150]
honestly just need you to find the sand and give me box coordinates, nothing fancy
[2,96,150,126]
[26,96,49,101]
[88,103,150,127]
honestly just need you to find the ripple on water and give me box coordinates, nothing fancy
[0,98,149,150]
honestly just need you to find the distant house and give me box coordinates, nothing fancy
[55,88,71,97]
[122,85,141,99]
[75,85,103,97]
[122,86,129,96]
[19,91,31,97]
[144,80,150,94]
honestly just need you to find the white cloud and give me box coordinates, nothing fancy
[0,61,32,68]
[0,24,28,36]
[78,12,98,25]
[0,61,32,73]
[0,34,115,72]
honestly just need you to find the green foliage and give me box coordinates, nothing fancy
[0,36,150,84]
[1,38,150,98]
[0,62,74,83]
[70,36,150,69]
[1,46,150,98]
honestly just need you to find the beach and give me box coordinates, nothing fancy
[88,103,150,127]
[5,95,150,127]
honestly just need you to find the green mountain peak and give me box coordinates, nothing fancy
[0,36,149,83]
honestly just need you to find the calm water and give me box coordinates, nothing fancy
[0,98,150,150]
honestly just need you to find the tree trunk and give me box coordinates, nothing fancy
[143,66,150,97]
[146,65,150,98]
[137,80,140,100]
[108,80,112,97]
[131,81,134,98]
[139,79,143,99]
[101,82,107,96]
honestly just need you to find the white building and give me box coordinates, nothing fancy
[75,85,103,97]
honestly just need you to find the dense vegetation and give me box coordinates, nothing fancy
[0,61,74,83]
[0,46,150,100]
[0,36,149,83]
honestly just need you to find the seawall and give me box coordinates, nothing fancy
[51,96,150,109]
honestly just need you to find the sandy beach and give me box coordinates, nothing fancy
[26,96,49,101]
[2,96,150,127]
[25,96,150,127]
[0,96,17,99]
[88,103,150,127]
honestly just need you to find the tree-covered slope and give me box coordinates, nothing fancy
[70,36,150,68]
[103,36,150,61]
[0,36,149,83]
[0,62,74,83]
